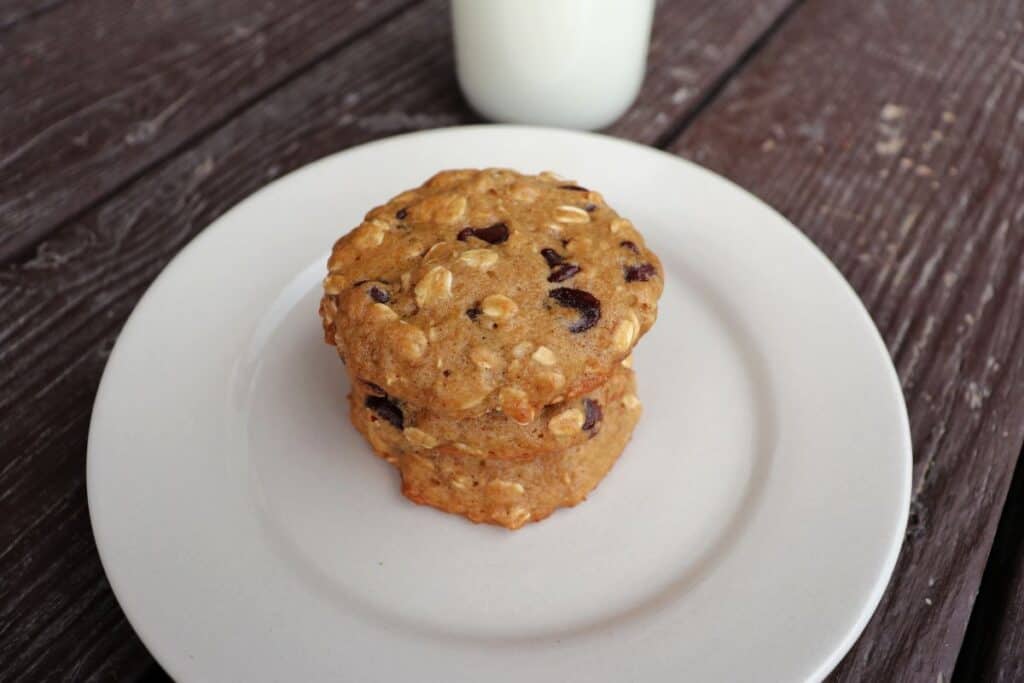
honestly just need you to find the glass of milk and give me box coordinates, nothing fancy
[451,0,655,130]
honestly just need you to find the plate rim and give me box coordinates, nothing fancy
[87,124,912,682]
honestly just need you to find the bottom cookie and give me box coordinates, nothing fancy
[349,378,642,530]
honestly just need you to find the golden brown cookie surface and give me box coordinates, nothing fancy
[351,373,643,530]
[349,365,635,461]
[320,169,662,419]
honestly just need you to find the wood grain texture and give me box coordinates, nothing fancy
[0,0,803,266]
[608,0,795,144]
[0,0,68,31]
[666,0,1024,680]
[0,0,414,263]
[954,450,1024,683]
[0,0,798,678]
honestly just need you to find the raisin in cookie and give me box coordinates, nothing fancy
[350,364,635,461]
[352,377,643,530]
[319,169,662,420]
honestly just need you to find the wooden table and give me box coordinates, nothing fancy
[2,1,1023,680]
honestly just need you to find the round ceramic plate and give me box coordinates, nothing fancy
[88,126,911,682]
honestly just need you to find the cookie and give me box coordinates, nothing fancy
[352,375,643,530]
[320,168,662,419]
[349,364,635,461]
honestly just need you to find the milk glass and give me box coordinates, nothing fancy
[451,0,655,130]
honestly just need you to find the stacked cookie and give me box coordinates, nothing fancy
[319,169,662,529]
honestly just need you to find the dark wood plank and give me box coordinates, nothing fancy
[608,0,796,144]
[0,0,414,264]
[665,0,1024,680]
[0,0,799,678]
[0,0,69,31]
[0,0,802,267]
[954,449,1024,683]
[137,664,173,683]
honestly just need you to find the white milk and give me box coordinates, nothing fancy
[451,0,655,130]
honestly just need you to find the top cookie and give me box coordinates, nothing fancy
[320,168,662,419]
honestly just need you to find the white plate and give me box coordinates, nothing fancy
[88,126,911,682]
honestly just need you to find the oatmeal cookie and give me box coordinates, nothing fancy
[320,168,662,420]
[349,364,635,460]
[352,375,644,530]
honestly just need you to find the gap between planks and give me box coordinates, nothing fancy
[2,0,811,268]
[652,0,807,150]
[0,1,807,678]
[662,0,1024,679]
[952,444,1024,682]
[0,0,425,266]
